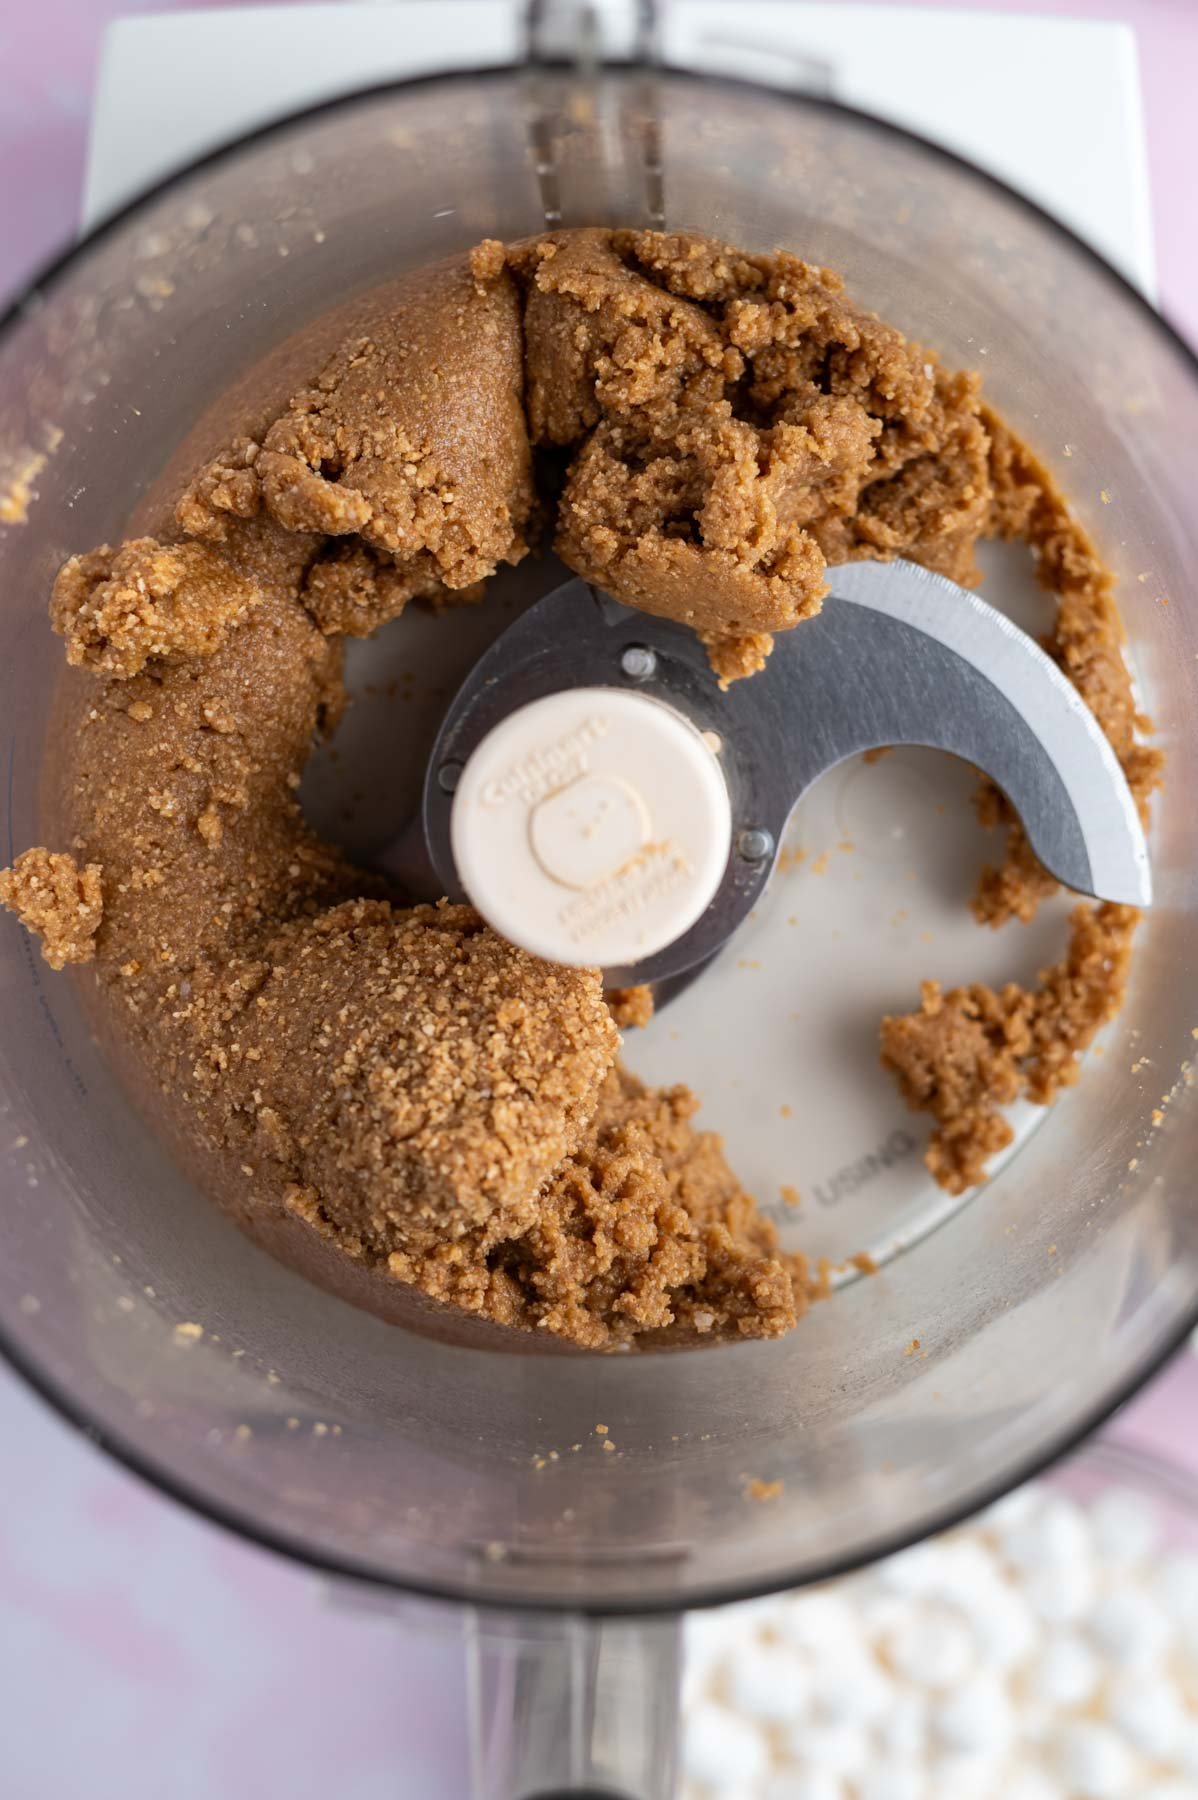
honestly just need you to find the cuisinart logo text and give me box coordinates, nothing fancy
[479,716,610,808]
[556,842,692,945]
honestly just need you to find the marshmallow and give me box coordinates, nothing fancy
[1087,1587,1172,1668]
[957,1580,1038,1671]
[921,1538,1007,1602]
[683,1620,733,1703]
[683,1788,758,1800]
[1024,1629,1102,1708]
[1155,1551,1198,1648]
[980,1484,1044,1536]
[879,1538,1002,1603]
[737,1596,792,1636]
[726,1642,812,1726]
[857,1593,913,1640]
[682,1658,712,1713]
[855,1764,924,1800]
[683,1700,769,1790]
[927,1751,1002,1800]
[882,1606,976,1688]
[1048,1721,1141,1798]
[1014,1701,1060,1748]
[999,1495,1092,1573]
[782,1721,869,1780]
[873,1691,928,1761]
[761,1772,846,1800]
[1106,1673,1187,1760]
[879,1543,941,1597]
[683,1474,1198,1800]
[1001,1765,1066,1800]
[931,1672,1014,1756]
[688,1605,755,1666]
[1171,1720,1198,1781]
[774,1591,862,1656]
[1022,1554,1098,1625]
[807,1649,893,1728]
[1089,1486,1161,1567]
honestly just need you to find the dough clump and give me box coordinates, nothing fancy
[881,903,1136,1193]
[508,227,955,682]
[51,538,262,679]
[0,849,103,969]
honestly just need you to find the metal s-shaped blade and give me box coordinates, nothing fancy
[824,559,1151,911]
[381,562,1150,990]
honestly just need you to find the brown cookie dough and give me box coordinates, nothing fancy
[1,229,1161,1336]
[51,538,263,679]
[553,415,828,647]
[699,628,774,689]
[974,413,1162,928]
[881,903,1137,1193]
[496,1067,810,1348]
[7,242,825,1350]
[506,226,972,678]
[231,899,617,1252]
[283,1060,809,1347]
[178,254,534,634]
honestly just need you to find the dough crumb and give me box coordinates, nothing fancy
[0,444,48,525]
[744,1476,784,1502]
[701,629,774,688]
[469,238,508,284]
[0,849,103,969]
[606,983,655,1029]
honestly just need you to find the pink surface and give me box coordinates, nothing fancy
[1,6,1196,1796]
[0,1369,471,1800]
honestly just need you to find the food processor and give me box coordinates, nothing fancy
[1,4,1197,1795]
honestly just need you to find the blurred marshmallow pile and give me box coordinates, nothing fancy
[683,1479,1198,1800]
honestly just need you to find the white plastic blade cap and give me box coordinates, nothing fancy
[450,686,732,969]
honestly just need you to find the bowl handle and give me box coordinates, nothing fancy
[467,1605,682,1798]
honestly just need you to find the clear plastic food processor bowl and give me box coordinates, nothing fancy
[1,58,1196,1800]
